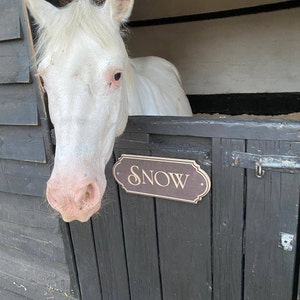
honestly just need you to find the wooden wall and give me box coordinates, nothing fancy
[129,1,300,95]
[0,1,77,299]
[131,0,289,20]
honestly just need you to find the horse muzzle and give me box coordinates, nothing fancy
[46,176,103,222]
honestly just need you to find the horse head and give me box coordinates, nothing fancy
[26,0,134,222]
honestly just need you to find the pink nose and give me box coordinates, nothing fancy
[46,178,102,222]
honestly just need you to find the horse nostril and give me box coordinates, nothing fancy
[84,183,95,202]
[80,181,100,207]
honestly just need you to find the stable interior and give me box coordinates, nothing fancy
[47,0,300,120]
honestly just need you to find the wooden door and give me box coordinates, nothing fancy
[68,117,300,300]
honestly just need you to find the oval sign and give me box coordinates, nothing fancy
[113,154,211,204]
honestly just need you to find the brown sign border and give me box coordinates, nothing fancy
[113,154,211,204]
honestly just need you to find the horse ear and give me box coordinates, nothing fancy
[104,0,134,24]
[25,0,59,28]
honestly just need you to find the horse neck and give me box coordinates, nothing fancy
[124,60,144,115]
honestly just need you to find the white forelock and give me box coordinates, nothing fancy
[34,0,122,66]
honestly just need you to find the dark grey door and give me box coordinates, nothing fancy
[67,117,300,300]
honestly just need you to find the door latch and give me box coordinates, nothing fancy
[255,157,265,178]
[226,151,300,178]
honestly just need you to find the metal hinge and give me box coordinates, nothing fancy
[225,151,300,178]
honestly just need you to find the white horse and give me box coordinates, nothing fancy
[26,0,192,222]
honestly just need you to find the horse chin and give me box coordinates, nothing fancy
[60,202,102,223]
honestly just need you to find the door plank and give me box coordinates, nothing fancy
[244,140,300,299]
[69,221,102,300]
[92,158,130,300]
[212,138,245,300]
[152,138,212,300]
[114,148,162,300]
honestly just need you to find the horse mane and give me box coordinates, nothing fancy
[34,0,123,67]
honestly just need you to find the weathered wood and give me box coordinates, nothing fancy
[153,149,212,300]
[0,40,30,84]
[0,100,38,126]
[0,159,50,197]
[60,115,300,299]
[116,131,150,150]
[0,244,70,290]
[124,116,300,141]
[0,245,74,300]
[0,126,46,163]
[58,221,81,299]
[0,192,58,230]
[212,138,245,299]
[0,84,39,125]
[0,221,67,264]
[69,221,102,300]
[0,2,78,300]
[156,197,212,299]
[115,148,162,300]
[0,0,22,42]
[151,138,212,300]
[0,288,31,300]
[0,273,76,300]
[243,140,300,299]
[92,158,130,300]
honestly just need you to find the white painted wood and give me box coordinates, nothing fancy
[128,8,300,94]
[131,0,288,21]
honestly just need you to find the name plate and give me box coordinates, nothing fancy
[113,154,211,204]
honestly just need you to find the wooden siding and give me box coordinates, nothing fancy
[0,126,46,162]
[0,1,77,299]
[0,159,50,197]
[0,84,38,126]
[0,0,22,41]
[0,40,31,84]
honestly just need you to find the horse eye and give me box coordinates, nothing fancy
[114,72,122,81]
